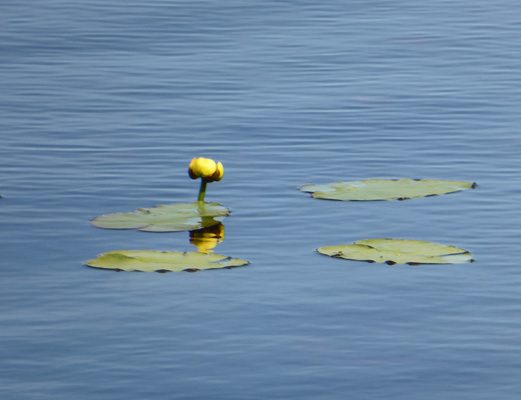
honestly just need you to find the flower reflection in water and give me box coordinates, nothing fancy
[189,223,225,253]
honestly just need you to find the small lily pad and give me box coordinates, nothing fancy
[86,250,250,272]
[318,239,473,265]
[300,178,476,201]
[91,202,230,232]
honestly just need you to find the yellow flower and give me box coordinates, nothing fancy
[188,157,224,183]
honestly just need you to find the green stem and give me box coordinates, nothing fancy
[198,180,208,202]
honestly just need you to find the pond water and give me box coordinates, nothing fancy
[2,1,521,399]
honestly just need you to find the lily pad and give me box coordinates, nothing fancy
[91,202,230,232]
[318,239,473,265]
[86,250,250,272]
[300,178,476,201]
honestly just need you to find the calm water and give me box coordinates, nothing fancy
[2,1,521,399]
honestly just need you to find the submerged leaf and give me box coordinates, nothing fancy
[300,178,476,201]
[91,202,230,232]
[86,250,250,272]
[318,239,473,265]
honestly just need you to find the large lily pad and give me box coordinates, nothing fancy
[318,239,473,265]
[91,202,230,232]
[86,250,250,272]
[300,178,476,201]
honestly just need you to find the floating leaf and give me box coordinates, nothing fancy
[91,202,230,232]
[300,178,476,201]
[318,239,473,265]
[86,250,250,272]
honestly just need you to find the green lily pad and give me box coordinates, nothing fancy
[318,239,473,265]
[300,178,476,201]
[91,202,230,232]
[86,250,250,272]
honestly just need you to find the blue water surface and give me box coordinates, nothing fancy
[2,1,521,399]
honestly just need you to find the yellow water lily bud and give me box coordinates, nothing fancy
[188,157,224,182]
[210,161,224,182]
